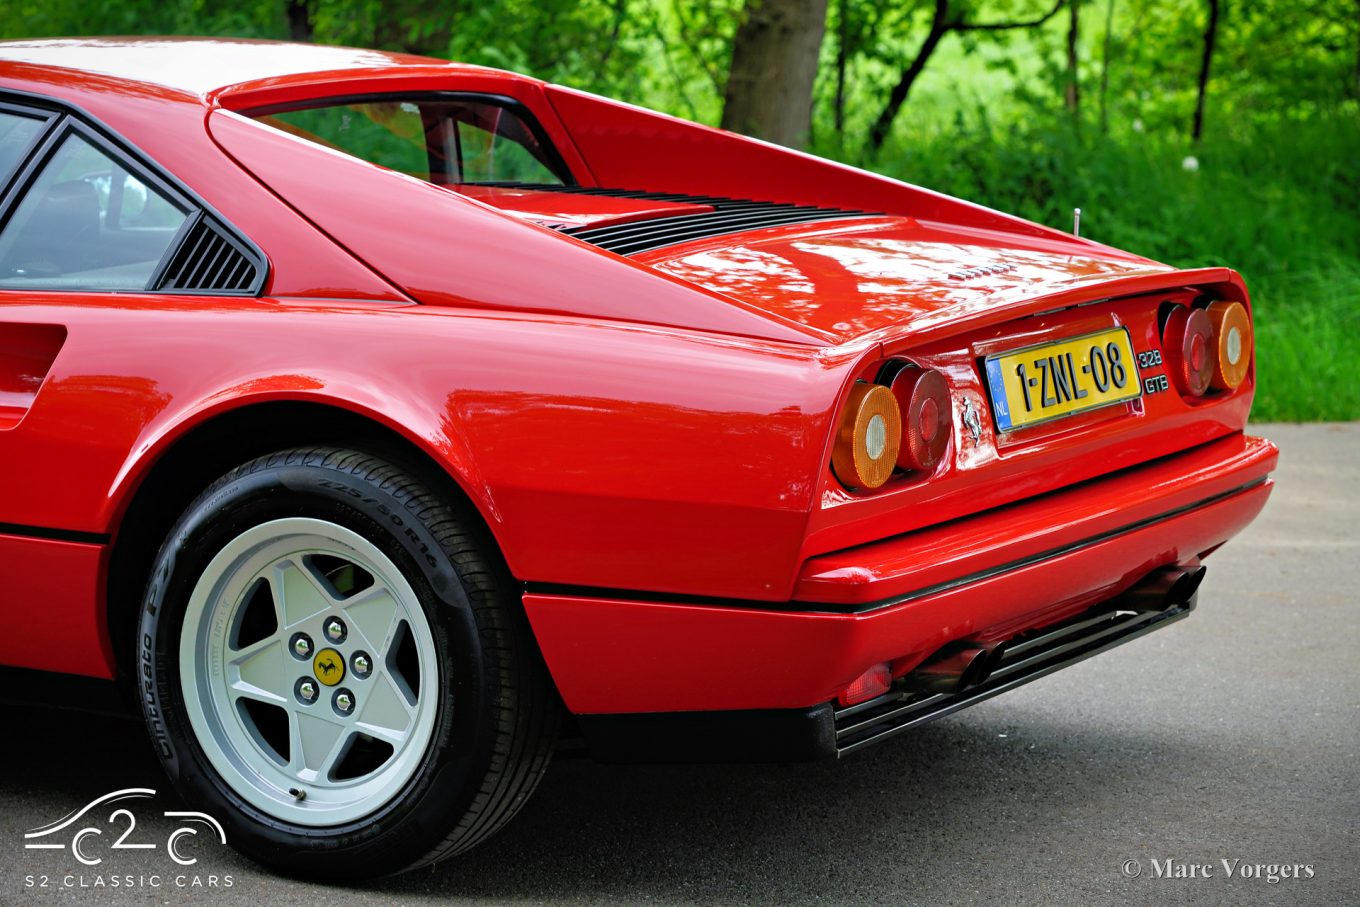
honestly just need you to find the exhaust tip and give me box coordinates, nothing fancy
[904,642,998,696]
[959,650,991,690]
[983,642,1007,676]
[1170,565,1207,603]
[1123,564,1207,612]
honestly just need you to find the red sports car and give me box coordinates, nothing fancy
[0,38,1276,878]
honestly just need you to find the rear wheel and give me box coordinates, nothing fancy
[137,447,557,879]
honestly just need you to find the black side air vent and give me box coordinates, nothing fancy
[471,183,879,256]
[156,215,266,295]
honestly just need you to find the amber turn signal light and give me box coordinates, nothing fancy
[832,382,901,490]
[886,365,952,472]
[1207,300,1252,390]
[1163,305,1215,397]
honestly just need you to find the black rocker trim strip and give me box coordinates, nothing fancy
[0,522,109,545]
[524,477,1268,616]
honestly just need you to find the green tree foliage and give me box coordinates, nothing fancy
[0,0,283,37]
[2,0,1354,144]
[307,0,649,90]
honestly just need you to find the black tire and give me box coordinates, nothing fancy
[137,446,559,880]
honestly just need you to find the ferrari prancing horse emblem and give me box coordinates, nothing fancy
[313,648,346,686]
[961,397,982,444]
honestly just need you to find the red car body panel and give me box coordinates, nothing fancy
[642,218,1171,343]
[795,434,1277,606]
[0,532,109,676]
[528,471,1272,714]
[0,296,853,678]
[0,40,1276,731]
[207,110,822,342]
[543,85,1137,249]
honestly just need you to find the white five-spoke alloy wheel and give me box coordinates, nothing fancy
[138,447,559,880]
[180,518,439,826]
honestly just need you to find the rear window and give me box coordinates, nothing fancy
[251,96,569,187]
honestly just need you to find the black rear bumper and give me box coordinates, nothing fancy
[579,592,1196,763]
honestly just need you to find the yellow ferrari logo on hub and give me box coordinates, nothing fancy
[313,648,345,686]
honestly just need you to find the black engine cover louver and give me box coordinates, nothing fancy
[156,216,265,294]
[476,183,878,256]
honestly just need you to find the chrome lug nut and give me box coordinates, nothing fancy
[324,618,347,643]
[333,688,355,715]
[352,652,372,678]
[290,633,313,659]
[296,678,319,704]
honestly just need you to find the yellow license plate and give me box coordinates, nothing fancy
[984,327,1141,431]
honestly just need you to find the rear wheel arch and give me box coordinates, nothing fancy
[105,400,507,697]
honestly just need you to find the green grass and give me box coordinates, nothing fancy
[832,111,1360,421]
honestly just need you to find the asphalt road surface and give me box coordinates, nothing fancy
[2,423,1355,906]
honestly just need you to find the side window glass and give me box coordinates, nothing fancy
[0,111,45,188]
[455,113,560,184]
[263,101,429,179]
[0,132,188,290]
[256,97,566,186]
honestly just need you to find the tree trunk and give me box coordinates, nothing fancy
[286,0,312,42]
[867,0,950,154]
[1192,0,1220,142]
[1065,0,1080,113]
[868,0,1065,153]
[834,0,849,139]
[721,0,830,149]
[1099,0,1115,132]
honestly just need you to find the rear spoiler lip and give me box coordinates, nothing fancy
[851,265,1244,354]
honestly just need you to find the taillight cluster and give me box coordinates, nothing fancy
[832,361,953,490]
[1162,300,1253,399]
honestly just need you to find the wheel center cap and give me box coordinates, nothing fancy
[313,648,345,686]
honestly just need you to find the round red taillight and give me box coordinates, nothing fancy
[885,365,952,472]
[1163,305,1215,397]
